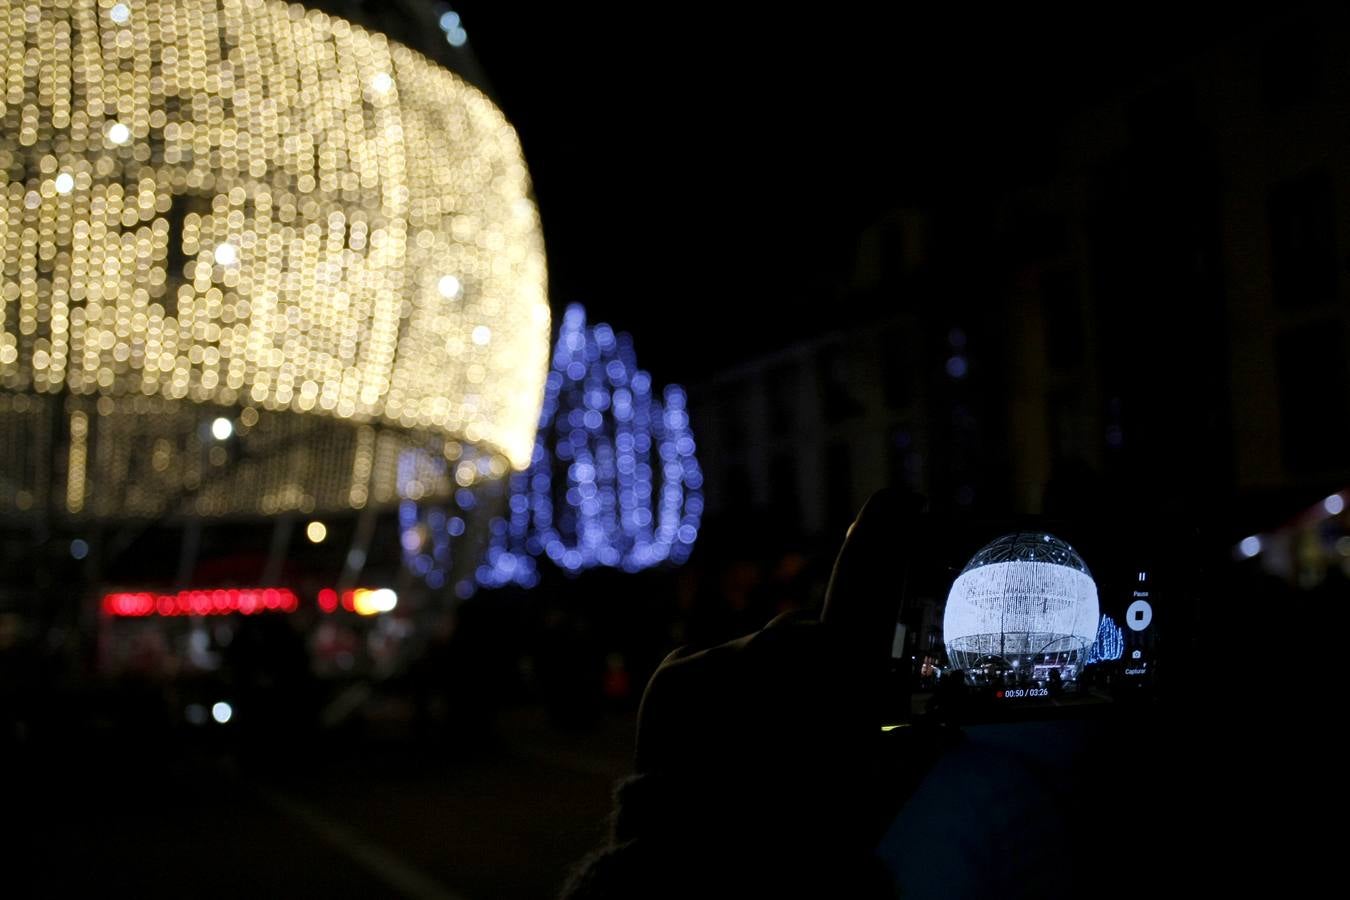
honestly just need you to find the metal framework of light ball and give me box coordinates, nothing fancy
[0,0,549,520]
[943,533,1100,675]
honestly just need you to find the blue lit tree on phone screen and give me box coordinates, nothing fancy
[1086,614,1124,664]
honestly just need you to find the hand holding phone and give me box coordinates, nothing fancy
[564,491,930,898]
[889,514,1176,725]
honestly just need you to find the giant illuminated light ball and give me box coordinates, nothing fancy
[943,533,1100,674]
[0,0,549,521]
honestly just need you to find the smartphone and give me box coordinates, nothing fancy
[882,514,1190,724]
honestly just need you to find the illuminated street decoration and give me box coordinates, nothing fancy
[478,305,702,588]
[395,444,476,592]
[103,587,300,616]
[943,533,1100,674]
[1086,614,1124,664]
[0,0,549,520]
[316,586,397,614]
[103,585,395,616]
[398,305,701,592]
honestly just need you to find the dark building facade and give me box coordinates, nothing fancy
[692,8,1350,554]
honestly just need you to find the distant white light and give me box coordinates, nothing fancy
[211,417,234,440]
[945,355,968,378]
[1324,494,1345,516]
[370,72,394,94]
[306,520,328,544]
[446,27,468,48]
[211,701,233,724]
[437,274,462,299]
[70,539,89,560]
[439,11,461,30]
[1238,535,1262,559]
[110,3,131,25]
[106,121,131,145]
[54,172,74,195]
[472,325,492,345]
[213,242,238,266]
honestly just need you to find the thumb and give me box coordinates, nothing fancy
[821,488,926,667]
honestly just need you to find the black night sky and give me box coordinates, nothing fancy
[451,3,1254,383]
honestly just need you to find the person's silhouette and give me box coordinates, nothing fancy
[562,491,945,898]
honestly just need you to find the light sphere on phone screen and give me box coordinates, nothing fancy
[943,533,1100,678]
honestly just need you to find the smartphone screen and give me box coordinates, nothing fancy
[885,518,1170,723]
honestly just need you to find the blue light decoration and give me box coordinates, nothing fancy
[477,304,703,588]
[1086,614,1125,664]
[399,304,703,594]
[396,445,475,593]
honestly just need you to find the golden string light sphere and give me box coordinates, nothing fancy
[0,0,549,519]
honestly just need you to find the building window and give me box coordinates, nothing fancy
[879,323,913,409]
[880,217,907,287]
[723,462,753,516]
[1263,31,1324,112]
[887,427,922,492]
[1042,269,1084,369]
[1276,322,1350,474]
[1269,168,1338,309]
[765,364,797,437]
[768,453,800,524]
[818,345,863,423]
[720,386,748,451]
[825,441,854,529]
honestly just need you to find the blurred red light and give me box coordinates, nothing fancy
[318,589,338,613]
[102,587,302,617]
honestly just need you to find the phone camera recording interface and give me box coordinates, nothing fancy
[894,525,1161,722]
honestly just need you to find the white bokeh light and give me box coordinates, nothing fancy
[437,274,462,299]
[213,242,238,266]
